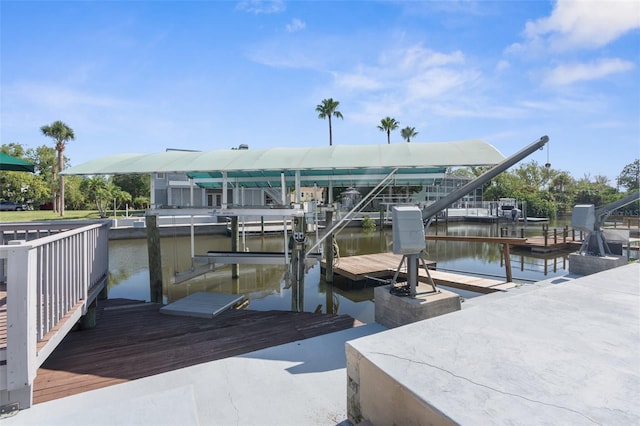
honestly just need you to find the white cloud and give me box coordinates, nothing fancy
[236,0,285,15]
[334,45,468,93]
[543,58,635,85]
[520,0,640,51]
[495,60,510,72]
[286,18,306,33]
[8,82,131,110]
[332,70,382,91]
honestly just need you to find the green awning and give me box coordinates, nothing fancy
[0,152,35,173]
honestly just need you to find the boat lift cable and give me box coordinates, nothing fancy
[305,167,399,256]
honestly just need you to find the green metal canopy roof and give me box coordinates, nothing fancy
[0,152,35,172]
[62,140,505,188]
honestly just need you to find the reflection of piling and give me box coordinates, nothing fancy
[325,281,334,314]
[324,210,334,283]
[231,217,239,278]
[146,215,163,303]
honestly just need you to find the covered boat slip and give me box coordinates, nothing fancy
[61,139,506,193]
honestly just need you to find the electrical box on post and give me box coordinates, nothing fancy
[571,204,595,232]
[392,206,425,255]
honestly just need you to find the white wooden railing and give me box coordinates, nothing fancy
[0,220,110,411]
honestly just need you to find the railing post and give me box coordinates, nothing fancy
[6,241,37,409]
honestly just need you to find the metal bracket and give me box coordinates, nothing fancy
[0,402,19,418]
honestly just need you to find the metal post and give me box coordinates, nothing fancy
[222,172,228,209]
[407,255,418,297]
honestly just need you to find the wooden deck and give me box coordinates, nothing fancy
[32,299,360,405]
[322,253,436,282]
[519,236,582,253]
[322,253,513,293]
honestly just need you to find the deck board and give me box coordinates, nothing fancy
[32,299,360,404]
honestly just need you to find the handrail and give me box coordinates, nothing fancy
[1,220,110,410]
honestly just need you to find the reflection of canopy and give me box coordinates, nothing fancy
[0,152,35,172]
[61,140,505,188]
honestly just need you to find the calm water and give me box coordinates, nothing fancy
[107,220,578,323]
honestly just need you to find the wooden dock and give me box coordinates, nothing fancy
[322,253,513,294]
[31,299,360,405]
[519,236,582,253]
[322,253,436,282]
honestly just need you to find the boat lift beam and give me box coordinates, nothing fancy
[422,135,549,226]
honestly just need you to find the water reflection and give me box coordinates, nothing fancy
[108,222,575,323]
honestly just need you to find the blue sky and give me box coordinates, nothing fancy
[1,0,639,184]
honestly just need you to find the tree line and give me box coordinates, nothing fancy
[2,111,638,218]
[1,141,149,216]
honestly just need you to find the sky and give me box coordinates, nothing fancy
[1,0,639,185]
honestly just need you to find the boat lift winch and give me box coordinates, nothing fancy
[389,135,550,297]
[572,191,640,257]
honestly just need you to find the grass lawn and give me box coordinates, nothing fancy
[0,210,143,222]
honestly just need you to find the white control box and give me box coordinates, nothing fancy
[392,206,425,255]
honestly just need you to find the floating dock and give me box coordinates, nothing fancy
[160,292,245,318]
[321,253,514,293]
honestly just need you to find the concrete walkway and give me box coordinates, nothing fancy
[347,262,640,425]
[4,323,385,426]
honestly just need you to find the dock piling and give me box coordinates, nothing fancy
[146,215,163,303]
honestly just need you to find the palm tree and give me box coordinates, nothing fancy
[41,120,75,216]
[316,98,343,146]
[400,126,418,143]
[377,117,399,144]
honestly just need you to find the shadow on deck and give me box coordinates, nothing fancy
[33,299,360,405]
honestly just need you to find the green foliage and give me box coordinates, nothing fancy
[61,175,87,210]
[112,174,150,199]
[316,98,343,146]
[400,126,418,142]
[81,176,128,217]
[133,196,150,209]
[618,159,639,191]
[361,215,376,232]
[377,117,399,144]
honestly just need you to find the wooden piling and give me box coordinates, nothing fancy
[324,210,334,283]
[502,244,513,282]
[146,215,163,303]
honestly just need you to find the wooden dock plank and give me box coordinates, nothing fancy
[31,299,360,404]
